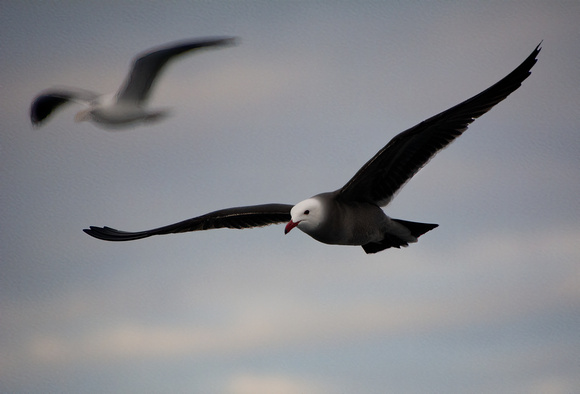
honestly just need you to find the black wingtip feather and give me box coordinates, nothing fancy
[83,226,152,242]
[30,95,69,125]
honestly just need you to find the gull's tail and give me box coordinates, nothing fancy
[362,219,438,254]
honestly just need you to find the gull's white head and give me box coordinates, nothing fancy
[284,197,325,235]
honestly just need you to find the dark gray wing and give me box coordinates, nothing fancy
[116,37,237,104]
[30,87,99,126]
[337,43,541,207]
[84,203,292,241]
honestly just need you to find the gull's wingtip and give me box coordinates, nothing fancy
[83,226,120,241]
[83,225,152,242]
[84,226,105,237]
[531,41,542,58]
[183,35,239,47]
[29,95,48,126]
[534,41,542,55]
[208,36,239,48]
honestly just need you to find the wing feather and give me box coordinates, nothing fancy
[30,87,99,125]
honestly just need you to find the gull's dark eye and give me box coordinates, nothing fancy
[304,210,310,215]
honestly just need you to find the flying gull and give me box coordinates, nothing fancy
[85,43,540,253]
[30,37,236,129]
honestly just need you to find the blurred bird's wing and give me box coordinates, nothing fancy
[30,87,99,126]
[116,37,236,104]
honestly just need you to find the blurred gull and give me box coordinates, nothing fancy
[30,37,236,129]
[85,43,540,253]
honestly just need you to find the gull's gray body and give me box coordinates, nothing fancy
[298,192,393,246]
[85,43,541,254]
[286,192,432,253]
[30,37,236,129]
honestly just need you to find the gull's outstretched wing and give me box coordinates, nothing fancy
[116,37,237,104]
[30,87,99,126]
[337,43,541,207]
[84,203,292,241]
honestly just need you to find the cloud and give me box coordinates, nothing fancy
[226,372,331,394]
[7,220,577,377]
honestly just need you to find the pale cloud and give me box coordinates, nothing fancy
[226,373,331,394]
[525,376,580,394]
[559,266,580,300]
[9,223,578,374]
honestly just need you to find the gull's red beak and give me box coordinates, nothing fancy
[284,220,299,234]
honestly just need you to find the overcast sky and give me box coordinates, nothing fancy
[2,2,579,393]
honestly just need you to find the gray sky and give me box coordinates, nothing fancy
[2,1,579,393]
